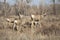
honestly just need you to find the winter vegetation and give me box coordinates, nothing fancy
[0,0,60,40]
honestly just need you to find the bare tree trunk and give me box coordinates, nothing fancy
[4,0,6,17]
[40,0,45,15]
[53,0,56,15]
[4,0,6,3]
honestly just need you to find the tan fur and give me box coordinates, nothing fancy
[31,14,44,21]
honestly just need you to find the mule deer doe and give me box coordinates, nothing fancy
[6,18,20,31]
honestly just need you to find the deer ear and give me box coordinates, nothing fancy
[31,15,35,18]
[15,20,17,23]
[6,18,10,22]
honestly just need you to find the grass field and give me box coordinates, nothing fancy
[0,14,60,40]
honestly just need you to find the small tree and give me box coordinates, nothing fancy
[4,0,6,16]
[39,0,45,15]
[52,0,56,15]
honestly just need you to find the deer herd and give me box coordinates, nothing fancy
[6,13,46,31]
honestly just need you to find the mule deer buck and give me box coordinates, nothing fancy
[31,14,44,28]
[30,13,47,35]
[31,13,47,27]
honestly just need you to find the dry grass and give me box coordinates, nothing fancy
[0,15,60,40]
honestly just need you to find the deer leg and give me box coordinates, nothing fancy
[13,22,16,30]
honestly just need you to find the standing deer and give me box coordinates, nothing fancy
[30,14,47,38]
[31,13,47,28]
